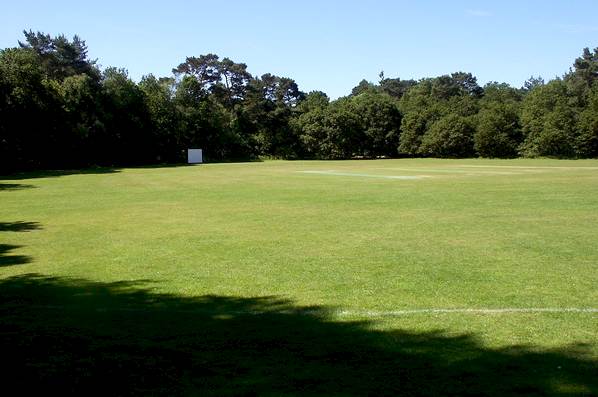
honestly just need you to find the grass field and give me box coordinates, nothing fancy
[1,158,597,395]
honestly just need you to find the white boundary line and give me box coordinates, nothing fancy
[374,167,521,175]
[335,308,598,317]
[7,304,598,316]
[297,170,426,180]
[455,165,598,170]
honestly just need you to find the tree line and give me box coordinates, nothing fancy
[1,30,597,172]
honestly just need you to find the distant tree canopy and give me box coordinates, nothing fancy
[1,30,597,172]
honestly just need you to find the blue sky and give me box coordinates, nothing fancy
[1,0,597,98]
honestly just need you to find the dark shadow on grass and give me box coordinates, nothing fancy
[0,167,119,180]
[131,158,264,169]
[0,244,31,267]
[0,183,36,191]
[0,221,42,232]
[0,274,595,396]
[128,162,195,169]
[0,159,267,179]
[211,157,264,164]
[0,156,270,180]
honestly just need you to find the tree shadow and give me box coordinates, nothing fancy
[0,274,595,396]
[0,220,39,266]
[0,183,37,191]
[0,160,268,179]
[0,244,31,267]
[0,167,119,181]
[0,221,42,232]
[131,158,265,169]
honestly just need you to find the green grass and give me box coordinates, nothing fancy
[1,159,597,395]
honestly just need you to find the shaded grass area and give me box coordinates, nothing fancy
[0,167,120,180]
[1,274,596,396]
[0,161,259,182]
[0,221,41,232]
[0,217,38,266]
[0,244,30,267]
[0,183,36,191]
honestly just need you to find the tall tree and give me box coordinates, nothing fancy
[379,77,417,99]
[172,54,221,95]
[101,67,152,165]
[19,30,99,81]
[214,57,251,105]
[351,79,376,96]
[398,74,480,156]
[575,83,598,157]
[522,76,545,93]
[474,83,523,158]
[139,75,182,162]
[520,79,577,157]
[350,91,402,157]
[569,47,598,88]
[420,114,476,157]
[0,47,64,171]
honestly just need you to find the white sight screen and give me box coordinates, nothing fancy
[187,149,203,164]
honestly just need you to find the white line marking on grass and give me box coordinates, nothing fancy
[14,304,598,317]
[455,165,598,170]
[374,167,521,175]
[335,308,598,317]
[297,170,427,180]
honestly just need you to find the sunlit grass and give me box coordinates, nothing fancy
[1,158,597,355]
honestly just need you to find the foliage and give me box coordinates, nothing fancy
[575,84,598,157]
[379,77,417,99]
[519,80,578,157]
[3,31,598,173]
[19,30,100,81]
[398,74,480,157]
[474,83,523,158]
[0,47,64,171]
[420,113,476,157]
[295,91,401,159]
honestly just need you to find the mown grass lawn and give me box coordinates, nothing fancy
[1,159,597,395]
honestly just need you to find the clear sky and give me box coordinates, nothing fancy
[1,0,597,98]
